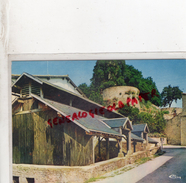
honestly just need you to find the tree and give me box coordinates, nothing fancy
[91,60,127,91]
[138,77,162,106]
[79,60,162,106]
[161,85,182,107]
[154,112,166,133]
[118,106,166,133]
[118,105,141,124]
[78,83,91,98]
[78,83,104,105]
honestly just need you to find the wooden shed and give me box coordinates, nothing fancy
[12,73,128,166]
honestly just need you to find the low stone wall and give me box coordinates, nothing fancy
[13,146,160,183]
[149,137,167,146]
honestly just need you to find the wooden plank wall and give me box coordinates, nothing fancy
[13,113,34,164]
[12,99,93,166]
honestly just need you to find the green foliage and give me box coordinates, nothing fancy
[153,151,165,158]
[161,85,182,107]
[84,176,107,183]
[118,105,141,124]
[78,83,91,98]
[139,111,166,133]
[162,110,169,114]
[78,83,104,105]
[154,112,166,133]
[79,60,162,106]
[139,112,156,132]
[135,157,151,165]
[89,91,104,105]
[148,132,166,137]
[138,77,162,106]
[119,106,166,133]
[91,60,127,90]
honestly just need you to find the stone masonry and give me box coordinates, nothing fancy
[164,93,186,145]
[181,93,186,145]
[13,146,160,183]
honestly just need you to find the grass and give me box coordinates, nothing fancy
[135,157,151,165]
[84,165,137,183]
[153,151,165,158]
[85,152,165,183]
[84,176,107,183]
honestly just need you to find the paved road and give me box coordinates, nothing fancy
[94,146,186,183]
[137,147,186,183]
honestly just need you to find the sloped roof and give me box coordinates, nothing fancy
[132,124,150,133]
[102,118,133,130]
[148,137,158,144]
[12,73,123,118]
[31,94,122,137]
[12,72,86,97]
[12,72,43,86]
[131,133,144,142]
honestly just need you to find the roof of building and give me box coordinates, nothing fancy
[148,137,158,144]
[131,133,144,142]
[12,73,123,118]
[31,94,123,138]
[101,118,133,130]
[12,73,86,97]
[132,124,150,133]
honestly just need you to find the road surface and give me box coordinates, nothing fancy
[94,146,186,183]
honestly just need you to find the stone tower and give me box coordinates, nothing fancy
[103,86,140,109]
[181,93,186,145]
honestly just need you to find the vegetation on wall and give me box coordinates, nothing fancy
[118,104,166,133]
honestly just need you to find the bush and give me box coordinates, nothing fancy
[162,110,169,114]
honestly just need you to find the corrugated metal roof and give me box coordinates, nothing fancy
[32,94,122,137]
[131,133,144,141]
[132,124,148,132]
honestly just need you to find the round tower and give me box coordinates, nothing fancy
[103,86,140,109]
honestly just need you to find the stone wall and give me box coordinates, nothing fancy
[162,107,182,120]
[149,137,167,146]
[103,86,140,109]
[164,113,181,145]
[13,146,160,183]
[181,93,186,145]
[163,93,186,145]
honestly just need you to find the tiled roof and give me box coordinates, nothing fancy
[131,133,144,142]
[32,94,122,137]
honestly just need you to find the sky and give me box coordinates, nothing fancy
[12,59,186,108]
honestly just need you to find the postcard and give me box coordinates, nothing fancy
[11,59,186,183]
